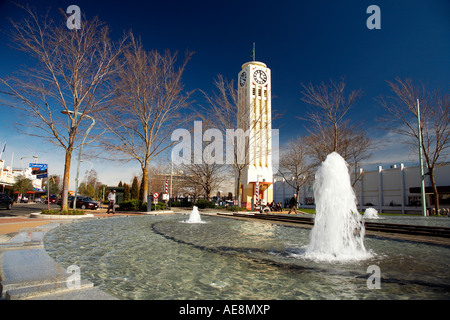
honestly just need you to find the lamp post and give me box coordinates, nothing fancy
[80,159,94,198]
[61,110,96,209]
[416,99,427,217]
[20,155,38,174]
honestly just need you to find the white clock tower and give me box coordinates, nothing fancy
[237,61,273,210]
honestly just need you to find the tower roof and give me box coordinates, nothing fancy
[242,61,267,69]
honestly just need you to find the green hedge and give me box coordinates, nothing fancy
[42,209,85,215]
[119,199,167,211]
[195,199,216,209]
[170,200,193,207]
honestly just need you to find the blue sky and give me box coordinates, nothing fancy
[0,0,449,188]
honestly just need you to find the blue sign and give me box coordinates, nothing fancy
[37,174,48,179]
[29,163,47,170]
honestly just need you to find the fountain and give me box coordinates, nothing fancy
[305,152,372,262]
[44,214,450,299]
[183,206,206,224]
[364,207,380,219]
[42,152,450,299]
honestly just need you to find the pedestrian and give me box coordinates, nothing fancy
[107,190,116,214]
[288,194,297,214]
[276,201,283,212]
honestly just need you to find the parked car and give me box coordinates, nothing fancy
[69,196,99,210]
[0,193,13,210]
[56,196,74,206]
[45,194,58,204]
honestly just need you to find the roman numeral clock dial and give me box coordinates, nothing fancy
[253,69,267,84]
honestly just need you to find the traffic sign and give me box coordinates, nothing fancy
[29,163,47,170]
[153,192,159,199]
[36,174,48,179]
[31,168,47,175]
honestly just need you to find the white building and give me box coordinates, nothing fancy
[273,162,450,214]
[354,162,450,214]
[0,159,14,192]
[0,159,44,195]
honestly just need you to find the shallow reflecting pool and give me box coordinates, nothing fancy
[44,214,450,300]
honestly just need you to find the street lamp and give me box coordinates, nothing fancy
[61,110,96,209]
[20,155,38,175]
[80,159,94,198]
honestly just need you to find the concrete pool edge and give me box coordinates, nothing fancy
[0,218,119,300]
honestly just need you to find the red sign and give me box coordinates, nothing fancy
[153,192,159,199]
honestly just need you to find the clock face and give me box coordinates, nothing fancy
[239,72,247,87]
[253,69,267,84]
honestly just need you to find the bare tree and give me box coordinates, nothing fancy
[178,119,226,200]
[304,121,373,185]
[201,75,272,206]
[180,161,225,201]
[277,136,313,198]
[98,35,193,203]
[378,78,449,214]
[300,78,363,156]
[0,5,126,210]
[300,78,373,182]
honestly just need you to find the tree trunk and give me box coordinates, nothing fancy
[61,148,73,211]
[141,165,149,205]
[235,169,242,207]
[333,123,338,152]
[429,168,440,214]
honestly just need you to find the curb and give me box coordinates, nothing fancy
[0,219,118,300]
[29,212,94,219]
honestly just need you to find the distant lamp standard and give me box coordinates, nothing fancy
[61,110,96,209]
[20,155,38,175]
[80,159,94,193]
[416,99,427,217]
[19,155,38,204]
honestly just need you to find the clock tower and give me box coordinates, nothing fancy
[237,61,273,210]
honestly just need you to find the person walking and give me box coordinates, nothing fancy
[107,190,116,214]
[288,194,297,214]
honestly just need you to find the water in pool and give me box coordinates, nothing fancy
[44,215,450,300]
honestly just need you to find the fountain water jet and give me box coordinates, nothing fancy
[184,206,206,224]
[364,207,380,219]
[304,152,372,262]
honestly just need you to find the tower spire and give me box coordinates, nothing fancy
[252,42,255,61]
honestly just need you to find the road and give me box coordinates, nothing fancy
[0,203,58,217]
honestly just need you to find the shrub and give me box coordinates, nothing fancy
[195,199,215,209]
[119,200,167,211]
[170,200,193,208]
[119,199,142,211]
[42,209,85,215]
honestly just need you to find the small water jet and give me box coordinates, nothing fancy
[305,152,372,262]
[183,206,206,224]
[364,207,380,219]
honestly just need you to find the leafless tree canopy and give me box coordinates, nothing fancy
[201,75,273,205]
[98,34,193,201]
[278,136,313,196]
[300,78,363,154]
[299,79,372,183]
[178,119,226,200]
[378,77,449,213]
[0,5,126,210]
